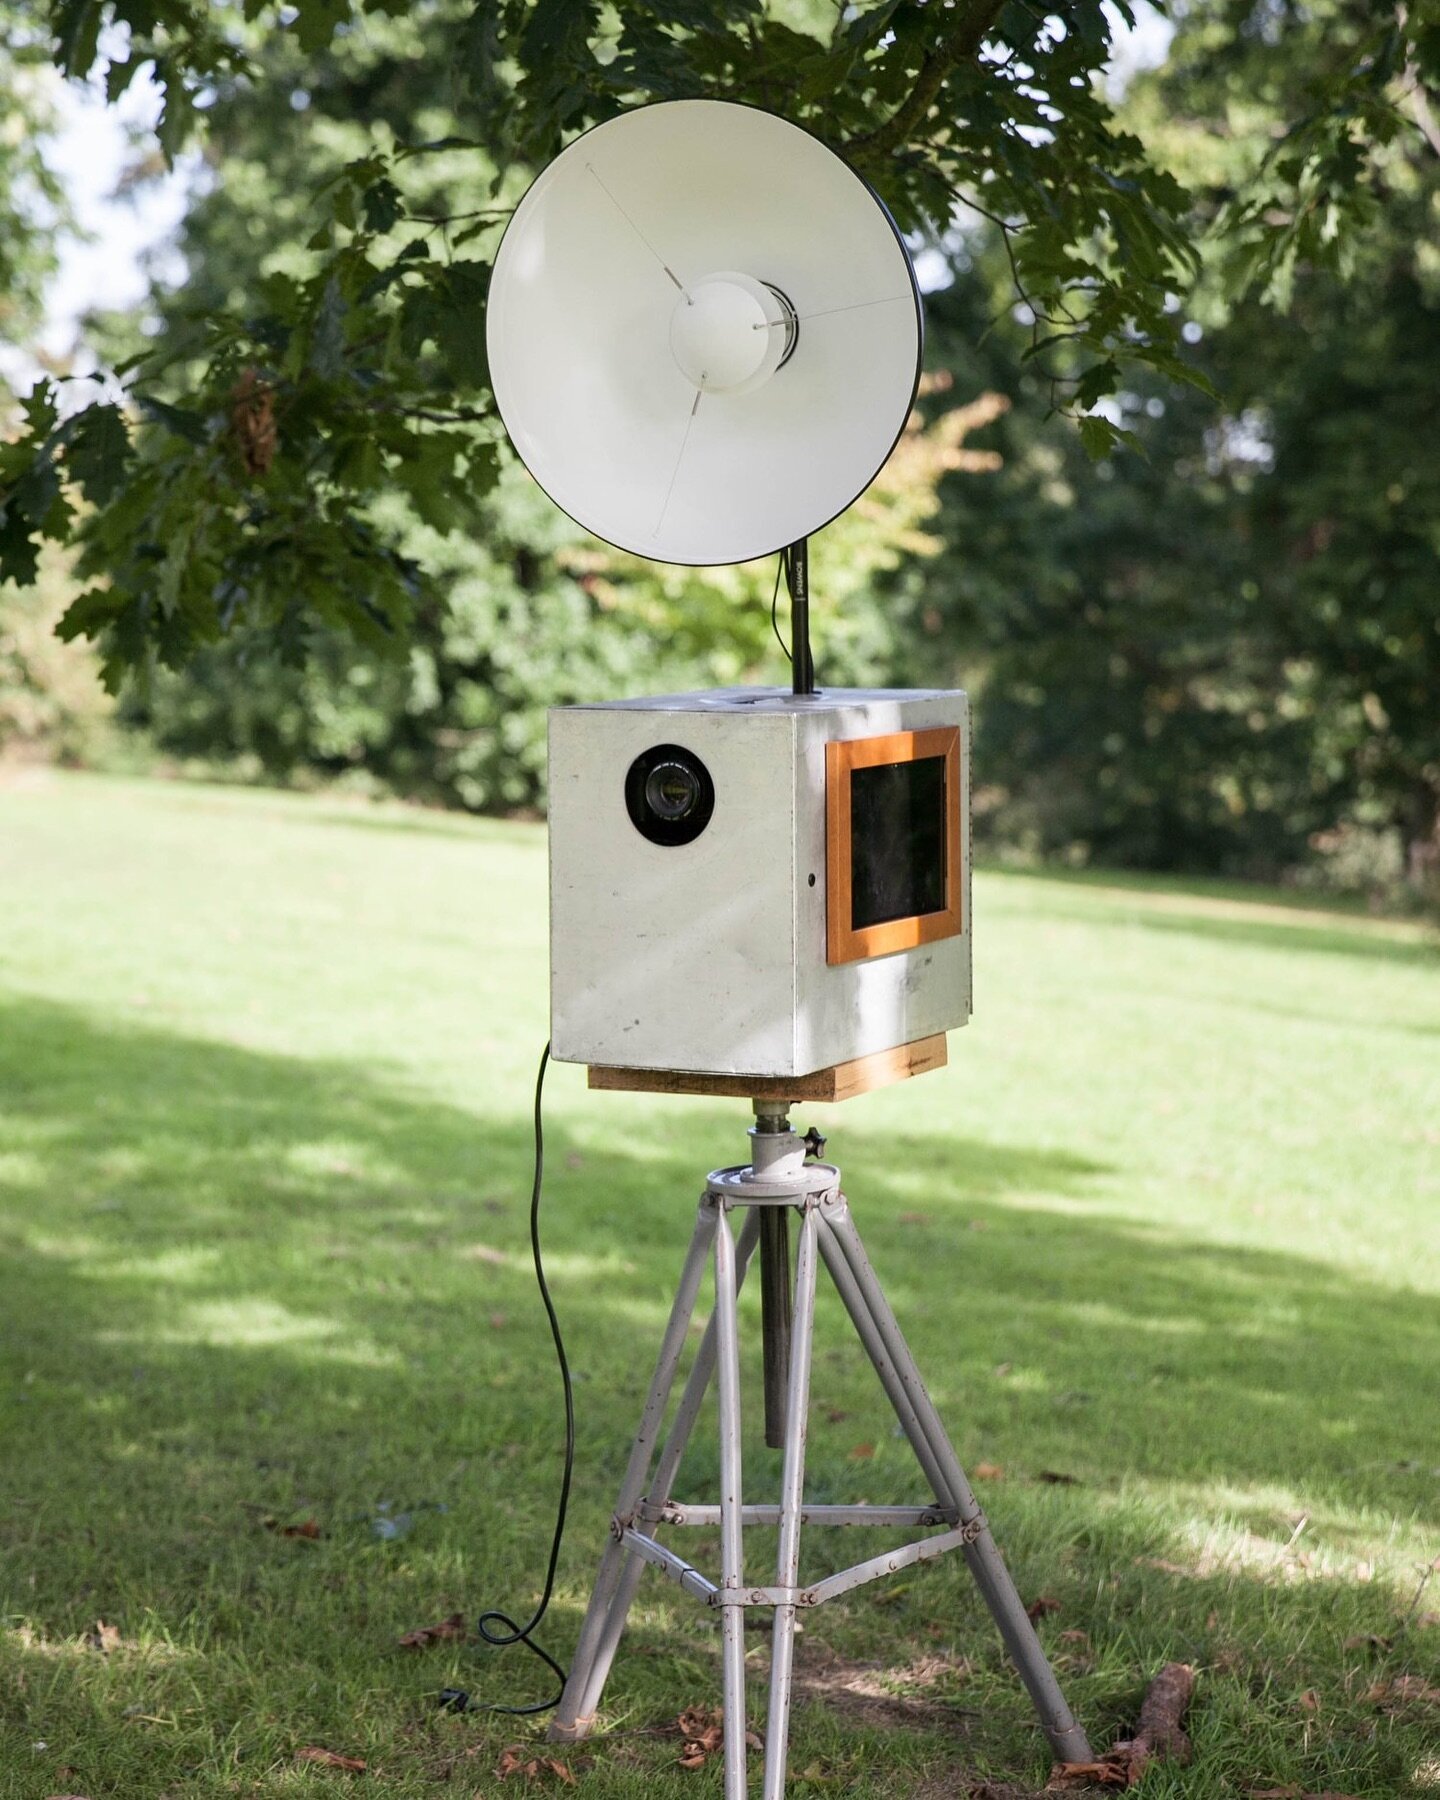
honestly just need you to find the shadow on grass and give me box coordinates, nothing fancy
[985,863,1440,969]
[1107,907,1440,975]
[2,994,1435,1510]
[1,997,1436,1795]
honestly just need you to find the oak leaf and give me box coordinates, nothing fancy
[496,1746,576,1784]
[294,1747,365,1770]
[398,1611,468,1649]
[675,1706,759,1769]
[1366,1674,1440,1709]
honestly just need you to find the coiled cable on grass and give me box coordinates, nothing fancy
[474,1042,574,1713]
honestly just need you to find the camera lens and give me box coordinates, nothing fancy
[625,743,715,847]
[644,761,700,821]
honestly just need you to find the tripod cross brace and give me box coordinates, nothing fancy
[548,1111,1091,1797]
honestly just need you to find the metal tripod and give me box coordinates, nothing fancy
[548,1107,1091,1796]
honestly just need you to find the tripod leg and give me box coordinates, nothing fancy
[763,1203,819,1800]
[550,1199,717,1741]
[550,1206,762,1741]
[712,1204,749,1800]
[823,1200,1093,1766]
[815,1211,953,1506]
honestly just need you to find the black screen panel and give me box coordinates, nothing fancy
[849,755,948,931]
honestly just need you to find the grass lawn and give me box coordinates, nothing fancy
[1,770,1437,1800]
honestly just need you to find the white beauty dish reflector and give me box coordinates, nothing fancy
[486,100,923,566]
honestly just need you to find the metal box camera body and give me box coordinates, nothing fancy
[548,688,971,1078]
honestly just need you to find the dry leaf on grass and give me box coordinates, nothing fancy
[85,1620,121,1653]
[1026,1595,1061,1622]
[1244,1789,1363,1800]
[974,1461,1006,1481]
[460,1242,508,1265]
[1297,1688,1321,1713]
[496,1746,576,1784]
[1366,1675,1440,1709]
[848,1442,876,1460]
[898,1652,973,1688]
[675,1706,760,1769]
[398,1612,468,1649]
[294,1747,366,1771]
[266,1516,322,1540]
[1138,1555,1191,1576]
[1047,1754,1139,1789]
[677,1707,721,1772]
[1048,1661,1194,1791]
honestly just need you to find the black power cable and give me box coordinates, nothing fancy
[474,1041,574,1713]
[770,547,792,665]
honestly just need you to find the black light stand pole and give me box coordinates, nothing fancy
[757,1131,793,1452]
[789,537,814,696]
[763,537,812,1447]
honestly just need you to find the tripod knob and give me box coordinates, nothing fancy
[802,1126,827,1161]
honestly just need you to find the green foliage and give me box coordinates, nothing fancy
[3,0,1432,684]
[0,548,116,762]
[1135,0,1440,891]
[839,3,1440,899]
[127,398,988,809]
[0,14,65,403]
[895,275,1309,880]
[2,0,1436,894]
[903,198,1440,900]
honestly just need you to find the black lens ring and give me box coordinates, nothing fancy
[644,760,701,821]
[625,743,715,847]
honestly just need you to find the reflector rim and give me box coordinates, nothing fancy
[484,99,925,568]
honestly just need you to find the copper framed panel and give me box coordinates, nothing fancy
[825,726,963,966]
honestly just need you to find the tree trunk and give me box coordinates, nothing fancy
[1404,779,1440,901]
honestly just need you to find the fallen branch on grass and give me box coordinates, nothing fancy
[1047,1661,1195,1790]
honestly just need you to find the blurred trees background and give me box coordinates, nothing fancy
[1,0,1437,900]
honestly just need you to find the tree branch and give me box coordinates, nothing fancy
[847,0,1006,164]
[1397,5,1440,158]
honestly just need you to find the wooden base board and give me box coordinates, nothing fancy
[586,1033,947,1104]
